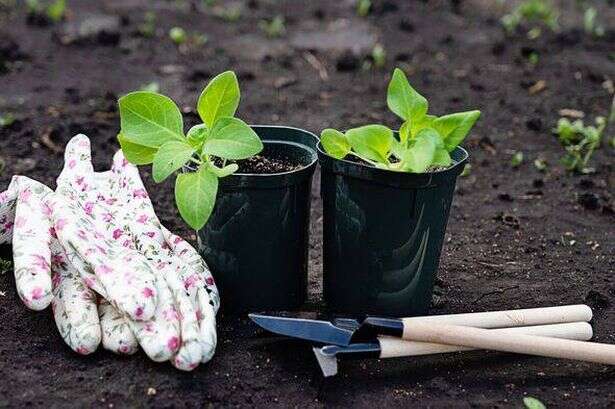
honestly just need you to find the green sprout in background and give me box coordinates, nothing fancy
[501,0,559,35]
[321,68,480,173]
[356,0,371,17]
[169,27,208,52]
[138,11,157,38]
[259,15,285,38]
[553,96,615,173]
[118,71,263,230]
[26,0,66,23]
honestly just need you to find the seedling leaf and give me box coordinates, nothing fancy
[175,167,218,230]
[433,110,481,152]
[321,128,350,159]
[346,125,394,163]
[119,91,184,148]
[387,68,428,122]
[197,71,240,128]
[152,140,195,183]
[523,397,546,409]
[117,132,157,165]
[400,128,438,172]
[205,117,263,159]
[209,163,239,178]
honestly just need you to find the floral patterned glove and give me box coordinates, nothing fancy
[0,176,137,355]
[53,135,219,370]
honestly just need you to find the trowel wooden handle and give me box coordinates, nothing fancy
[379,322,592,358]
[402,322,615,365]
[402,304,592,328]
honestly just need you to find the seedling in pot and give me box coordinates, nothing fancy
[117,70,263,230]
[321,67,480,173]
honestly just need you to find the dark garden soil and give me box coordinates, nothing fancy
[213,153,301,174]
[0,0,614,407]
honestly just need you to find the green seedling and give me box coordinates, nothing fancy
[169,27,187,45]
[523,397,546,409]
[259,15,285,38]
[583,7,604,37]
[554,117,604,173]
[212,4,241,22]
[46,0,65,22]
[169,27,207,51]
[118,70,263,230]
[356,0,371,17]
[138,11,156,38]
[321,67,480,173]
[371,44,386,69]
[26,0,66,23]
[501,0,559,34]
[511,151,524,167]
[0,113,15,128]
[553,96,614,173]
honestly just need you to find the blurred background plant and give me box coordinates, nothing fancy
[553,96,615,173]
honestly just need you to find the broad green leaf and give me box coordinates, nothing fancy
[175,167,218,230]
[117,132,157,165]
[346,124,394,163]
[410,114,437,139]
[186,124,209,147]
[152,140,195,182]
[204,117,263,159]
[387,68,428,122]
[401,128,438,173]
[523,397,546,409]
[432,110,481,152]
[197,71,240,128]
[119,91,184,148]
[209,163,239,178]
[320,128,350,159]
[432,148,452,167]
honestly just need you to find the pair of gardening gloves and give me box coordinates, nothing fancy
[0,134,220,371]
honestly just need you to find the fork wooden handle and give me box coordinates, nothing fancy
[379,322,593,358]
[402,321,615,365]
[402,304,592,328]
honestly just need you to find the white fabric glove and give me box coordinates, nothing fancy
[53,134,219,369]
[0,176,136,355]
[0,134,219,370]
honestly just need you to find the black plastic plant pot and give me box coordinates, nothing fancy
[318,144,469,316]
[196,125,318,313]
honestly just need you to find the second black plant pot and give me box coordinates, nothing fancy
[197,125,318,313]
[318,144,469,316]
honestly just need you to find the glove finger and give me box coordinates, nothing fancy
[160,226,220,313]
[56,134,95,191]
[127,275,180,362]
[0,181,18,244]
[99,299,139,355]
[159,263,202,371]
[10,176,53,310]
[49,194,158,321]
[50,240,101,354]
[196,288,217,363]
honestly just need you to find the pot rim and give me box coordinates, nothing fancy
[218,125,319,189]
